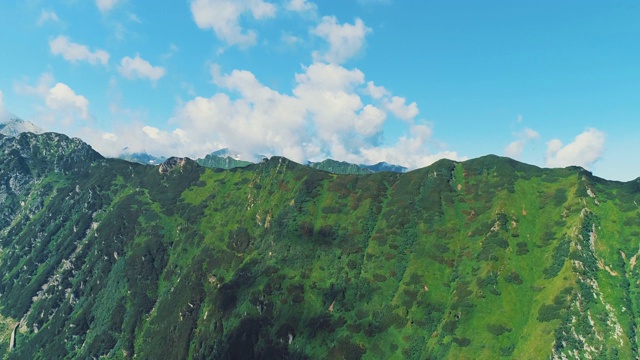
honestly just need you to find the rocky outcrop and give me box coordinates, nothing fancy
[159,157,187,174]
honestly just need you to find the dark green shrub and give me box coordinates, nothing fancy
[486,323,512,336]
[504,271,523,285]
[452,337,471,347]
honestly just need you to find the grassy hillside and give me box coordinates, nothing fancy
[0,133,638,359]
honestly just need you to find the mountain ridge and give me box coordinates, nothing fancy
[1,132,638,359]
[0,120,619,180]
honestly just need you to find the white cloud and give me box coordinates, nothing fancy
[75,123,176,158]
[96,0,119,13]
[358,124,461,169]
[127,63,453,169]
[45,83,90,120]
[286,0,316,12]
[545,128,605,169]
[365,81,389,100]
[356,105,386,136]
[292,62,372,142]
[13,74,91,129]
[102,132,117,141]
[80,59,454,169]
[190,0,276,47]
[504,141,525,159]
[118,55,166,82]
[14,72,55,97]
[312,16,371,64]
[383,96,419,121]
[504,127,539,159]
[49,36,110,65]
[38,9,59,25]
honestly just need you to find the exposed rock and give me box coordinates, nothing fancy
[159,157,187,174]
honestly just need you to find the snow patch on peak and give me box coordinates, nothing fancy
[0,118,44,137]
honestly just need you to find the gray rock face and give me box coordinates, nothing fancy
[159,157,187,173]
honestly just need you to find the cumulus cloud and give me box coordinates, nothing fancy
[118,55,166,82]
[49,35,110,65]
[45,83,90,120]
[312,16,371,64]
[38,9,59,25]
[365,81,389,100]
[190,0,276,47]
[75,123,188,158]
[286,0,316,12]
[504,128,539,159]
[358,124,461,169]
[95,62,455,169]
[13,73,91,129]
[545,128,605,169]
[96,0,119,13]
[383,96,419,121]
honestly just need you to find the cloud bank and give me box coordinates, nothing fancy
[545,128,605,169]
[86,61,459,168]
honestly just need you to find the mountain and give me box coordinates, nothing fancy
[308,159,408,175]
[362,161,407,173]
[118,152,167,165]
[0,119,44,137]
[116,148,252,170]
[116,147,407,175]
[1,133,639,359]
[195,153,252,170]
[308,159,374,175]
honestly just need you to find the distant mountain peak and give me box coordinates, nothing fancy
[360,161,407,173]
[118,151,167,165]
[195,150,253,170]
[308,158,374,175]
[0,118,44,137]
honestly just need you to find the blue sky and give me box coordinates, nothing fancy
[0,1,638,180]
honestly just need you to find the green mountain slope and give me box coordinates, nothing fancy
[1,133,639,359]
[308,159,374,175]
